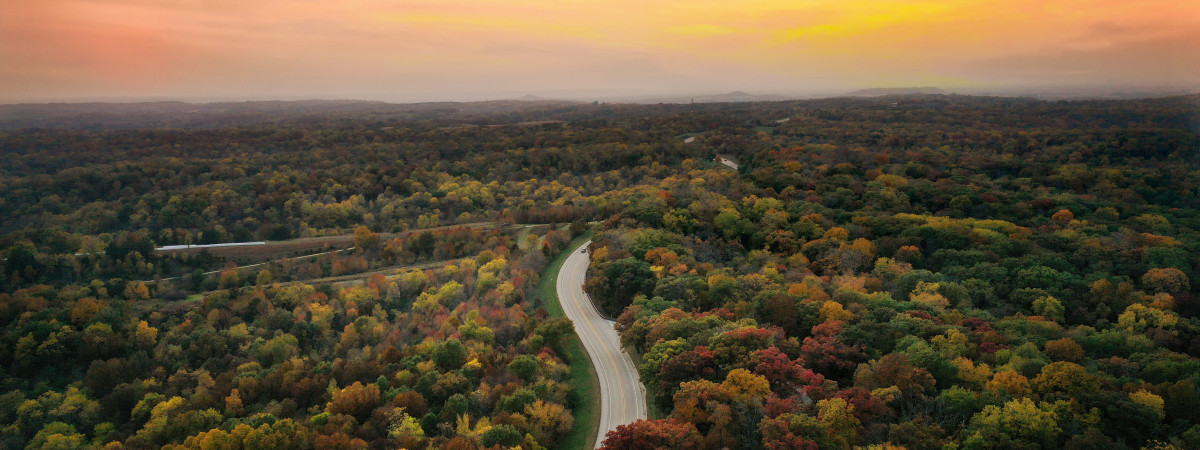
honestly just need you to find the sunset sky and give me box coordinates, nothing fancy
[2,0,1198,102]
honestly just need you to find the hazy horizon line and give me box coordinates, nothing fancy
[3,83,1198,106]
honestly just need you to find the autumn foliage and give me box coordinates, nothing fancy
[4,95,1200,448]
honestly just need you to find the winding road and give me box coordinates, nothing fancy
[557,240,647,448]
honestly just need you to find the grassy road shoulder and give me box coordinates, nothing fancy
[537,230,600,450]
[623,346,668,420]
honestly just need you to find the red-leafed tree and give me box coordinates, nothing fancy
[798,321,866,381]
[833,387,890,423]
[601,419,704,450]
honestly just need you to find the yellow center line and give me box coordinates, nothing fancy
[574,256,627,416]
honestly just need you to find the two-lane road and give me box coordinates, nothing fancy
[557,240,647,448]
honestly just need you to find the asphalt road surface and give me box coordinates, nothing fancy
[557,240,647,448]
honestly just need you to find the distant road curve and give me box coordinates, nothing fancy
[141,224,544,283]
[556,240,647,448]
[716,154,740,170]
[143,223,541,283]
[156,242,266,251]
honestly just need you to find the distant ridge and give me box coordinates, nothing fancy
[846,87,948,96]
[622,91,792,104]
[701,91,790,102]
[0,99,580,130]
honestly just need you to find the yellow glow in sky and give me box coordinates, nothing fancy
[1,0,1197,101]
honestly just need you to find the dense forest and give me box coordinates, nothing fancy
[1,94,1199,448]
